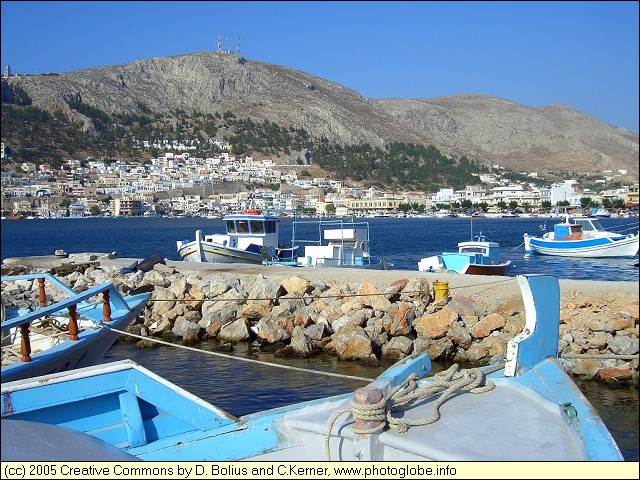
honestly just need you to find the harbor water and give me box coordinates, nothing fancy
[1,215,638,460]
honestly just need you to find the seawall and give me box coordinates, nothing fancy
[2,253,638,385]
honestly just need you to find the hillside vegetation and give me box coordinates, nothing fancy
[1,51,638,185]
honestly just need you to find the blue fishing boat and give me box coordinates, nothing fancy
[417,233,511,275]
[523,216,639,258]
[1,275,623,461]
[1,273,148,383]
[176,209,297,264]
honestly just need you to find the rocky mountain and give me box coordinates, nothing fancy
[3,51,638,179]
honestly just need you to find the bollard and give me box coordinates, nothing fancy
[353,386,384,433]
[433,280,449,300]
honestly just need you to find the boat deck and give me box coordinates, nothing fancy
[243,371,587,461]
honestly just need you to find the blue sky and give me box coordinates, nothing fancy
[1,1,638,133]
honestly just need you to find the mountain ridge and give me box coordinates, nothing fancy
[3,51,638,179]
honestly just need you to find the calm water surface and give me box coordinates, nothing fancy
[2,216,638,280]
[2,216,638,460]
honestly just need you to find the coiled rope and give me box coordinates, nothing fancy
[324,361,505,460]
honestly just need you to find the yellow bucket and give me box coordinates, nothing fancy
[433,281,449,300]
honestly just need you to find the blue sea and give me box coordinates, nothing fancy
[1,215,638,460]
[1,215,639,280]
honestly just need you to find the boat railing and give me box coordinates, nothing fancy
[290,218,372,248]
[1,273,127,363]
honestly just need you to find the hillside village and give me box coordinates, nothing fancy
[1,138,638,219]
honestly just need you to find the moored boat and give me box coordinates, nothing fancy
[523,216,639,258]
[417,233,511,275]
[1,273,148,383]
[264,218,389,269]
[0,275,623,461]
[176,209,296,264]
[591,208,613,218]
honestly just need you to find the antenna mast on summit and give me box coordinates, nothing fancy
[216,32,222,52]
[236,35,241,55]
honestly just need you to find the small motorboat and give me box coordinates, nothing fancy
[418,233,511,275]
[1,275,623,461]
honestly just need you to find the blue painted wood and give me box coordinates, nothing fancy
[515,359,623,460]
[505,275,559,376]
[119,391,147,448]
[1,273,77,296]
[1,272,148,383]
[1,277,126,330]
[377,352,432,385]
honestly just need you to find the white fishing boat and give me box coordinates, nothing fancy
[523,216,639,258]
[176,209,296,264]
[0,275,624,461]
[264,218,389,269]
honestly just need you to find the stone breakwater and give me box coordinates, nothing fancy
[2,254,638,385]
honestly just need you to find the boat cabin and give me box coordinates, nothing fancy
[573,218,607,234]
[418,234,505,273]
[441,238,502,270]
[553,223,583,241]
[225,216,278,237]
[203,211,281,251]
[297,225,371,267]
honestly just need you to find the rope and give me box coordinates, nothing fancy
[508,241,525,252]
[323,362,505,460]
[107,326,375,383]
[561,353,639,360]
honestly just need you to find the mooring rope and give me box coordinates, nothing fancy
[508,241,525,252]
[323,362,505,460]
[106,326,376,383]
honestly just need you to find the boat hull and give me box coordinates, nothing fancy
[463,261,512,276]
[524,234,639,258]
[177,240,264,264]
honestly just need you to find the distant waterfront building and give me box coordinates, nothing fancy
[114,198,143,216]
[550,180,578,206]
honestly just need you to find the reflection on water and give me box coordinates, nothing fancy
[104,340,639,461]
[575,379,639,461]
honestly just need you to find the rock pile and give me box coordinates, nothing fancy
[2,261,638,385]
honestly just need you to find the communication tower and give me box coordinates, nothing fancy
[236,35,241,55]
[216,32,222,52]
[3,65,10,78]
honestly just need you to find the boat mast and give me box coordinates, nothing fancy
[470,215,473,241]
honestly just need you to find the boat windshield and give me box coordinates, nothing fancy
[575,219,605,232]
[250,220,264,233]
[459,246,488,255]
[226,220,236,233]
[236,220,249,233]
